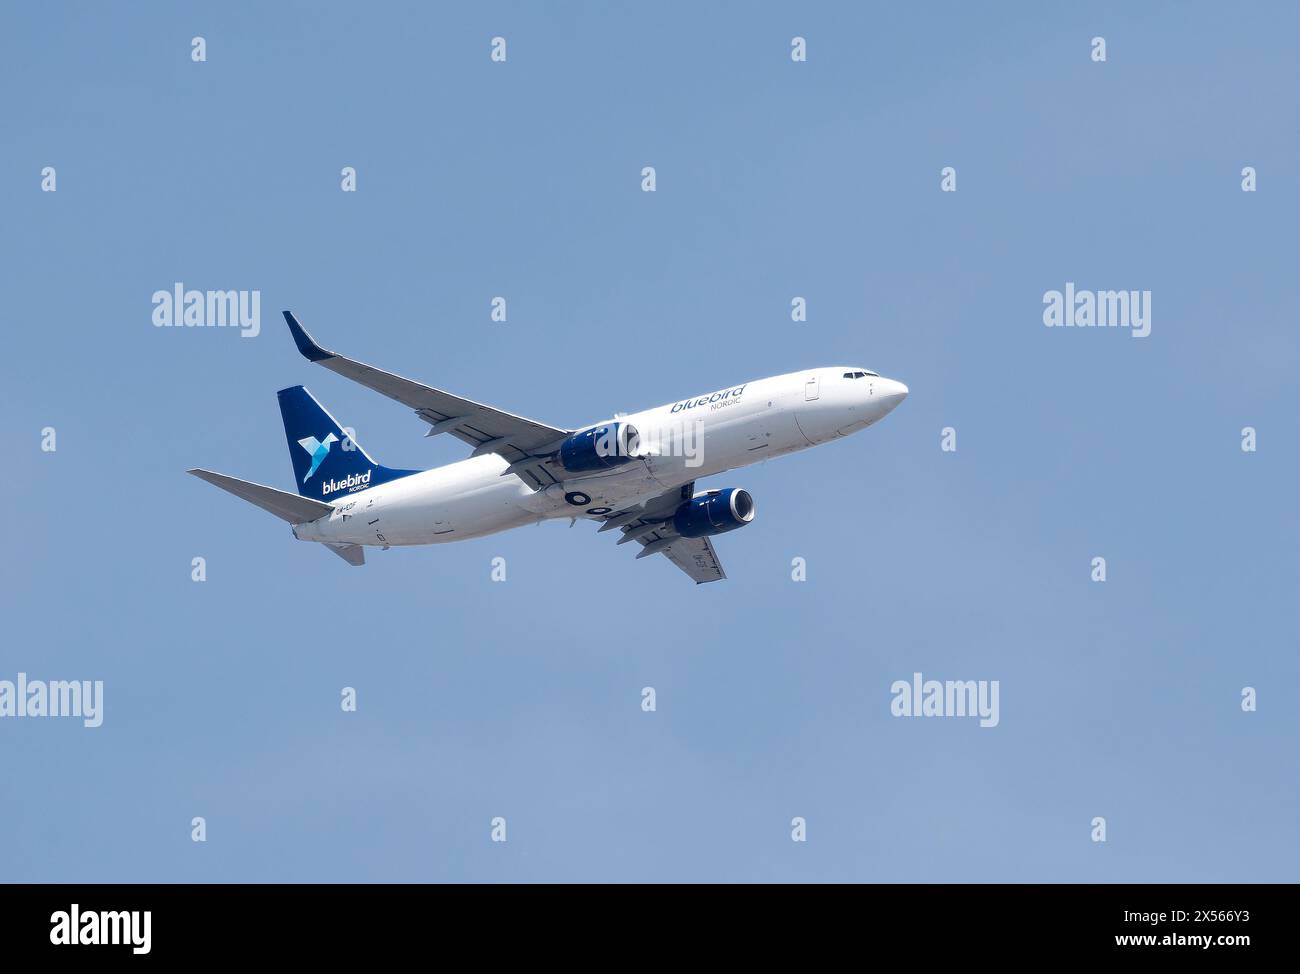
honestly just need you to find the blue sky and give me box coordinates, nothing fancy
[2,1,1297,882]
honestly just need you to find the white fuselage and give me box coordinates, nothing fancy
[293,367,907,549]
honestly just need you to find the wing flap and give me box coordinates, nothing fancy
[662,535,726,584]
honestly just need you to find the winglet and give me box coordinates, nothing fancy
[283,311,334,362]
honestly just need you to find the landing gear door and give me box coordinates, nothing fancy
[804,376,820,401]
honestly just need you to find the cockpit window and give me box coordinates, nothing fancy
[843,370,881,379]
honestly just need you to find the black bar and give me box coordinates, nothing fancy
[0,883,1279,960]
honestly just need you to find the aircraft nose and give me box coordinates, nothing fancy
[879,378,909,411]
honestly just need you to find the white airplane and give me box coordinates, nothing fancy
[189,312,908,583]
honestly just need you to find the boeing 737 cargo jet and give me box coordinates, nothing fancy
[188,312,908,583]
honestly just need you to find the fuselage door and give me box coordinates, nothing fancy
[804,376,820,401]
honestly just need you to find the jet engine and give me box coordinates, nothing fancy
[558,422,641,473]
[672,487,755,538]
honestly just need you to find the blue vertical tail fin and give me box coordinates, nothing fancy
[277,386,420,500]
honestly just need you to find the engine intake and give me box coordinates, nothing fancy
[673,487,755,538]
[558,422,640,473]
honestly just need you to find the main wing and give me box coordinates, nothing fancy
[283,312,572,490]
[596,483,727,584]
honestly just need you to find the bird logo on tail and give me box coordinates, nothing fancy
[297,433,339,481]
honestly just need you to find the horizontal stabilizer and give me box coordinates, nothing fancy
[325,543,365,566]
[187,468,334,524]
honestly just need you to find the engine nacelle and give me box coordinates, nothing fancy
[558,422,640,473]
[672,487,755,538]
